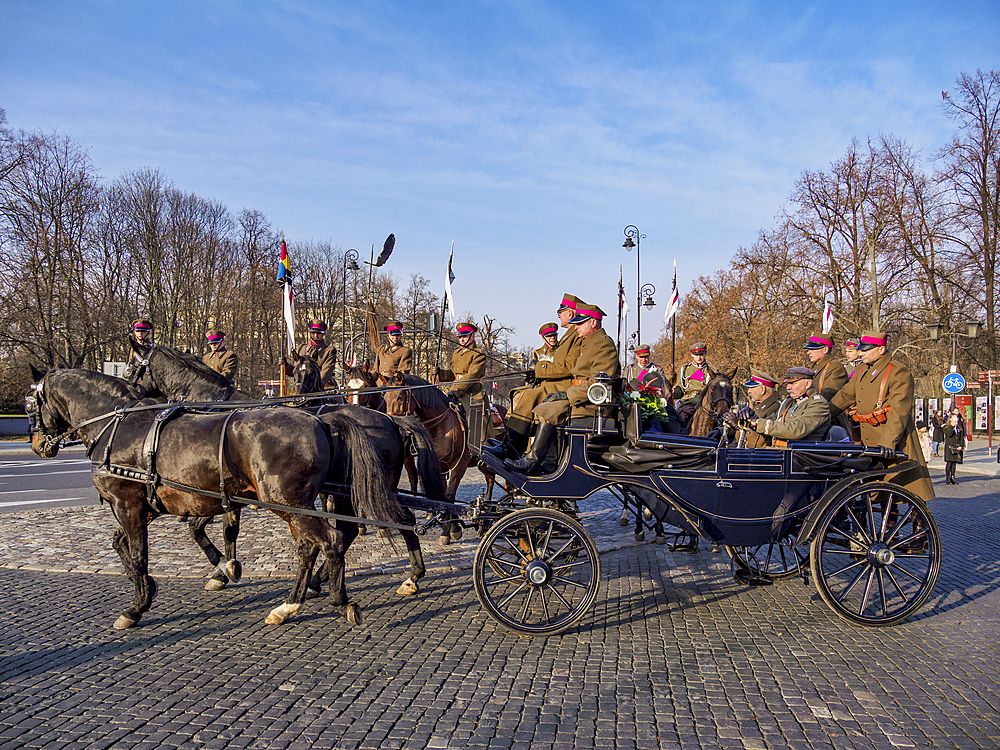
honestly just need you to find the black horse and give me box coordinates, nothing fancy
[27,366,406,628]
[134,343,445,597]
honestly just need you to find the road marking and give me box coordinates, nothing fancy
[0,469,93,479]
[0,497,89,508]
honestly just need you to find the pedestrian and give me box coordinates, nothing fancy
[951,408,971,442]
[942,413,965,484]
[844,338,862,378]
[931,411,945,456]
[202,329,239,382]
[916,420,933,463]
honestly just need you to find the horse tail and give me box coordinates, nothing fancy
[320,411,409,525]
[393,415,448,504]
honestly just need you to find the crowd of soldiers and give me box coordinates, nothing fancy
[121,289,934,506]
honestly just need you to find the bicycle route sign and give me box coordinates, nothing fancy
[942,372,966,394]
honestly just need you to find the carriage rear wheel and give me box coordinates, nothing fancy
[810,482,940,627]
[726,534,807,582]
[473,508,600,637]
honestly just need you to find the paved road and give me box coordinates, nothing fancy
[0,471,998,749]
[0,444,98,512]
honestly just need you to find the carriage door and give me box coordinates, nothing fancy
[715,447,789,546]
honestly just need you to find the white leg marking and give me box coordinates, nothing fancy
[265,601,302,625]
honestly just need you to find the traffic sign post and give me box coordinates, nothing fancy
[942,372,966,394]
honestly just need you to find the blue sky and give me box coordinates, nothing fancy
[3,0,999,348]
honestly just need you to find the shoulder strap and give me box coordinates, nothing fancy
[875,363,894,408]
[817,361,828,391]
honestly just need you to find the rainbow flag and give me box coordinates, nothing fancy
[277,239,291,283]
[277,240,295,353]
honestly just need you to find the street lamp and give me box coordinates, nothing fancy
[623,225,646,342]
[342,249,360,368]
[927,321,981,372]
[640,284,656,312]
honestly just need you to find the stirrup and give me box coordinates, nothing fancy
[668,532,699,554]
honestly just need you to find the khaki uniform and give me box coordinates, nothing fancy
[510,328,583,426]
[374,343,412,379]
[624,361,668,393]
[743,391,782,449]
[295,342,338,389]
[534,328,621,425]
[202,348,239,381]
[677,361,716,402]
[811,353,849,402]
[531,343,556,362]
[756,392,831,445]
[830,353,934,503]
[442,342,494,440]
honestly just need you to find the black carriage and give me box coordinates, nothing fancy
[464,400,940,636]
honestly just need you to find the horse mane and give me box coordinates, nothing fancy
[399,374,449,410]
[148,345,233,400]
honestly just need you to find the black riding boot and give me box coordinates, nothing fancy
[482,418,530,460]
[505,422,559,475]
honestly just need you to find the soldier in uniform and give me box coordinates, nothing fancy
[829,330,934,505]
[123,318,154,382]
[803,332,849,401]
[624,344,668,393]
[742,367,831,446]
[674,342,716,423]
[484,294,583,459]
[295,320,338,389]
[374,321,412,382]
[439,322,495,439]
[202,329,239,382]
[532,322,559,362]
[507,303,620,475]
[844,338,862,378]
[727,368,782,449]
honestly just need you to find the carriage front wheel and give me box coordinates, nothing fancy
[473,508,600,636]
[810,482,940,627]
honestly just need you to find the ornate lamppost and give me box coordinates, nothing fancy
[622,225,646,342]
[927,321,982,372]
[342,248,360,367]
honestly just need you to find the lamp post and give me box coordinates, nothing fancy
[342,249,360,368]
[623,225,646,343]
[927,321,981,372]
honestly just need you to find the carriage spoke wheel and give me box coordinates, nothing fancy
[810,482,940,627]
[473,508,600,636]
[726,534,807,583]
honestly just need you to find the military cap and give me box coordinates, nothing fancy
[385,321,403,334]
[856,330,887,351]
[557,293,581,313]
[205,329,226,342]
[132,318,153,331]
[634,344,652,356]
[803,332,834,350]
[690,342,707,354]
[538,322,558,338]
[783,366,816,382]
[845,338,859,348]
[742,368,779,389]
[569,303,606,324]
[309,319,327,333]
[456,322,478,335]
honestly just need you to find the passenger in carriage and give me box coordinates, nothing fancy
[507,322,561,418]
[803,332,848,401]
[483,294,584,460]
[726,368,782,448]
[505,303,621,475]
[743,367,830,447]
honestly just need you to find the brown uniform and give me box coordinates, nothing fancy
[202,348,239,381]
[295,342,338,389]
[830,353,934,503]
[534,328,621,425]
[677,361,717,402]
[743,391,781,449]
[756,392,831,445]
[442,342,494,439]
[811,353,849,402]
[509,328,584,425]
[375,343,412,379]
[624,361,668,393]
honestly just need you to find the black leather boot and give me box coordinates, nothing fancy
[482,421,529,460]
[505,422,559,475]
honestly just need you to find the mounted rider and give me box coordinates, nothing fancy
[624,343,668,394]
[374,321,412,382]
[123,318,153,383]
[202,329,239,383]
[295,319,338,389]
[673,342,716,424]
[438,322,496,440]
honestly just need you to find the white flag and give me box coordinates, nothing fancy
[619,285,628,317]
[444,240,456,325]
[664,286,680,326]
[821,293,834,334]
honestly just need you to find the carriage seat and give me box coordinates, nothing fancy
[599,433,718,474]
[791,446,873,473]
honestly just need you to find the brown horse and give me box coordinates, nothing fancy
[27,366,405,628]
[383,372,470,546]
[342,361,385,411]
[685,369,736,437]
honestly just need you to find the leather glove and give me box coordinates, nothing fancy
[735,406,757,421]
[738,418,756,432]
[721,411,740,429]
[542,391,568,403]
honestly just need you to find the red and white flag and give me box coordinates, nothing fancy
[821,293,834,334]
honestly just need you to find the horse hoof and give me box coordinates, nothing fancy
[450,527,463,542]
[635,532,645,542]
[438,535,451,547]
[375,528,390,539]
[618,517,630,527]
[226,560,242,582]
[655,535,666,545]
[396,578,419,596]
[305,587,321,600]
[343,603,362,625]
[358,525,368,536]
[205,578,227,591]
[114,615,138,630]
[643,508,653,521]
[265,602,301,625]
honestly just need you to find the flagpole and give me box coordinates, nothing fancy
[616,265,624,358]
[435,240,455,375]
[670,260,677,374]
[279,233,288,397]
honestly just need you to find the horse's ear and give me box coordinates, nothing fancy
[362,360,371,373]
[129,338,150,356]
[28,363,47,382]
[727,367,738,381]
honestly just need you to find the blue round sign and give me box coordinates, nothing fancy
[942,372,966,394]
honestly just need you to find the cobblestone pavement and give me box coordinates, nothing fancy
[0,474,998,750]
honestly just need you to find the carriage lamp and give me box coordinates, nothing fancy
[588,372,613,405]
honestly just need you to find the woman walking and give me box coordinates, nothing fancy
[931,411,945,457]
[943,413,965,485]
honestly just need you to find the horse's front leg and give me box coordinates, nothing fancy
[397,507,425,596]
[266,520,320,626]
[111,508,157,629]
[188,511,242,591]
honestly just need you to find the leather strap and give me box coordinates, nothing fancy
[875,363,894,408]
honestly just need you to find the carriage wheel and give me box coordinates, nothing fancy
[726,534,807,582]
[809,482,940,627]
[473,508,600,637]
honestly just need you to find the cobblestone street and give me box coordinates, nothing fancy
[1,474,998,750]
